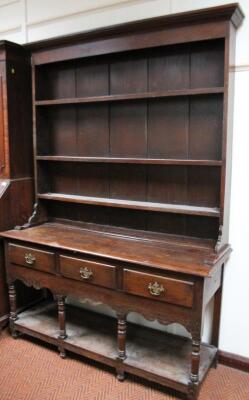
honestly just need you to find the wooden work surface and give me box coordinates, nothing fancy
[1,222,230,277]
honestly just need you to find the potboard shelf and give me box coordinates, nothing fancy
[14,301,217,391]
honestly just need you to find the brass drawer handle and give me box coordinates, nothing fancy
[148,282,165,296]
[80,267,93,280]
[25,253,36,265]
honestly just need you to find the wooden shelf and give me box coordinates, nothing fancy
[35,87,224,106]
[15,301,217,390]
[38,193,220,217]
[36,156,222,166]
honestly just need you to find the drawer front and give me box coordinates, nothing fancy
[8,243,55,273]
[59,255,116,289]
[123,269,194,308]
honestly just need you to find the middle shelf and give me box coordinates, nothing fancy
[36,156,222,166]
[38,192,220,217]
[35,87,224,106]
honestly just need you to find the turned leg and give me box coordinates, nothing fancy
[188,337,201,400]
[57,295,67,358]
[8,283,18,338]
[116,312,127,381]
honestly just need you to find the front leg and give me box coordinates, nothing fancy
[188,336,201,400]
[116,312,127,381]
[8,283,19,338]
[56,295,67,358]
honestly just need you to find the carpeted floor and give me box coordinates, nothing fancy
[0,329,248,400]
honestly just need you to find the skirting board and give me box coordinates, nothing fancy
[219,350,249,373]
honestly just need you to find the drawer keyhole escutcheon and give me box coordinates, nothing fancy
[80,267,93,280]
[148,282,165,296]
[25,253,36,265]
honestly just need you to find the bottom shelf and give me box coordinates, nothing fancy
[14,301,216,393]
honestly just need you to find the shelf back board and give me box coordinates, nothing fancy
[28,4,244,245]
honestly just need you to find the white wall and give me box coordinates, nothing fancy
[1,0,249,358]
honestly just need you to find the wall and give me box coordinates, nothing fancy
[0,0,248,358]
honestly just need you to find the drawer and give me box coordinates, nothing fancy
[8,243,55,273]
[59,255,116,289]
[123,269,194,308]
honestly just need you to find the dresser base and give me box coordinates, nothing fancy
[12,300,217,397]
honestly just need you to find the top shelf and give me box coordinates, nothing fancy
[35,87,224,106]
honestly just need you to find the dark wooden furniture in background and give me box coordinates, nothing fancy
[1,4,243,399]
[0,41,37,328]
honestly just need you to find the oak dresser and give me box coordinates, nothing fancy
[1,4,243,399]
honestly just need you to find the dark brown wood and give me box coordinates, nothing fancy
[25,4,243,65]
[57,295,67,339]
[8,243,55,274]
[59,255,116,289]
[116,312,127,381]
[189,338,201,400]
[35,87,224,105]
[37,193,220,217]
[0,41,38,328]
[11,301,217,392]
[0,43,33,180]
[1,5,242,399]
[123,269,194,308]
[5,262,200,332]
[36,156,222,166]
[32,21,228,66]
[56,294,67,358]
[0,75,5,175]
[0,238,9,327]
[8,282,18,338]
[211,265,224,347]
[218,350,249,373]
[24,4,243,52]
[2,222,230,277]
[117,313,127,361]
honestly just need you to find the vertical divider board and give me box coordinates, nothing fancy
[33,35,226,242]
